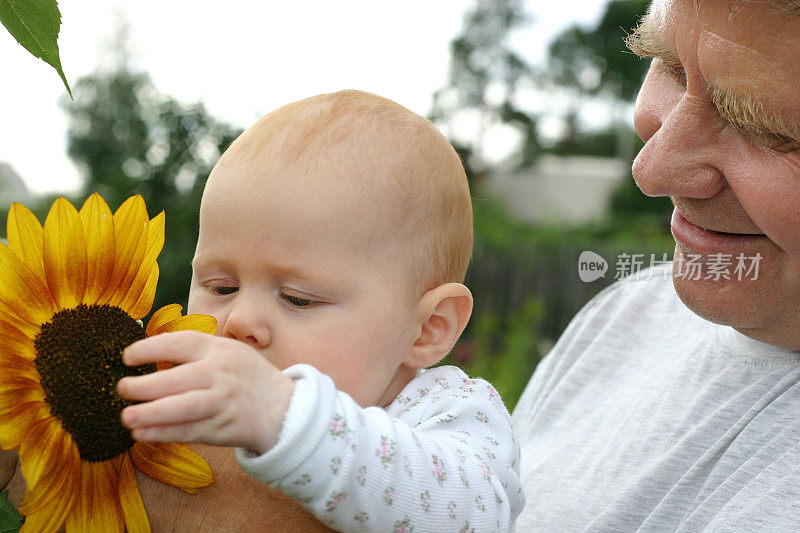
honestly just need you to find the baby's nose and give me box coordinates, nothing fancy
[221,306,271,349]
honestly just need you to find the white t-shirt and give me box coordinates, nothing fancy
[236,364,524,532]
[512,264,800,531]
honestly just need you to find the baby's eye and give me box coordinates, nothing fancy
[282,294,316,308]
[210,286,238,296]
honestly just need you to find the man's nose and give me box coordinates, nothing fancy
[221,296,271,349]
[632,79,727,200]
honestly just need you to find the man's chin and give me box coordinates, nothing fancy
[670,243,774,329]
[669,243,800,349]
[672,275,763,327]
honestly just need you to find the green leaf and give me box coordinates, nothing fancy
[0,0,72,98]
[0,491,22,533]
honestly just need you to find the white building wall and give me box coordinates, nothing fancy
[486,155,630,225]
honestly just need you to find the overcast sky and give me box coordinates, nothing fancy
[0,0,609,195]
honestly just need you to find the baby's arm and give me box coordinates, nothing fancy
[236,364,524,532]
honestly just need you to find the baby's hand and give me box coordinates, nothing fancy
[117,330,294,455]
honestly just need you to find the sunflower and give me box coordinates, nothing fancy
[0,194,216,532]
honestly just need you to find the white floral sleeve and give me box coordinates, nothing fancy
[235,364,524,533]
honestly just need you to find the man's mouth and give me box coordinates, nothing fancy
[670,208,767,254]
[696,226,758,236]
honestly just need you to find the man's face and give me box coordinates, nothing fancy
[187,155,421,407]
[631,0,800,349]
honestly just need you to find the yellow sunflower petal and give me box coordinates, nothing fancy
[130,442,214,494]
[43,198,88,310]
[0,243,56,327]
[6,202,45,283]
[20,498,72,533]
[18,417,78,513]
[80,193,116,304]
[117,453,151,533]
[146,308,218,337]
[19,451,79,533]
[0,361,40,398]
[0,401,50,450]
[0,375,44,406]
[0,304,39,341]
[117,212,164,318]
[65,459,125,533]
[145,304,183,336]
[100,196,149,307]
[0,319,36,360]
[125,264,159,321]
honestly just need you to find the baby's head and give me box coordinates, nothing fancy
[188,90,473,406]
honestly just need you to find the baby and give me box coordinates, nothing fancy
[118,90,524,532]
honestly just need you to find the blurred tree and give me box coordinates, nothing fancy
[543,0,672,221]
[547,0,650,102]
[63,64,240,311]
[429,0,538,171]
[545,0,650,159]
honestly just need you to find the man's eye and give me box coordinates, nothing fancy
[759,135,800,153]
[653,58,687,87]
[282,294,315,308]
[211,286,238,295]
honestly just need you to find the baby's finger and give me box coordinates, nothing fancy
[121,389,215,429]
[129,420,209,444]
[123,330,211,367]
[117,362,210,402]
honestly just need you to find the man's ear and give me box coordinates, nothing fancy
[407,283,473,370]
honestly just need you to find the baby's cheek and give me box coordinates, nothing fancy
[324,366,374,406]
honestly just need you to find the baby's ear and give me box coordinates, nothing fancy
[407,283,473,370]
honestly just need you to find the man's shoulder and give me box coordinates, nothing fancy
[512,261,707,430]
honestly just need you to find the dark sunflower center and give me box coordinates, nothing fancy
[34,303,156,462]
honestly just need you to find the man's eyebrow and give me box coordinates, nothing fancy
[625,13,683,73]
[708,82,800,142]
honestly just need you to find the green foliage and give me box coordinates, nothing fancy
[62,63,241,312]
[0,491,22,533]
[448,295,544,411]
[547,0,650,101]
[0,0,71,96]
[434,0,653,170]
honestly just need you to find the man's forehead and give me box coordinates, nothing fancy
[645,0,800,48]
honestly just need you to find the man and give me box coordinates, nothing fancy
[512,0,800,530]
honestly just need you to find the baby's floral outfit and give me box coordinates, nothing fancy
[236,364,524,532]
